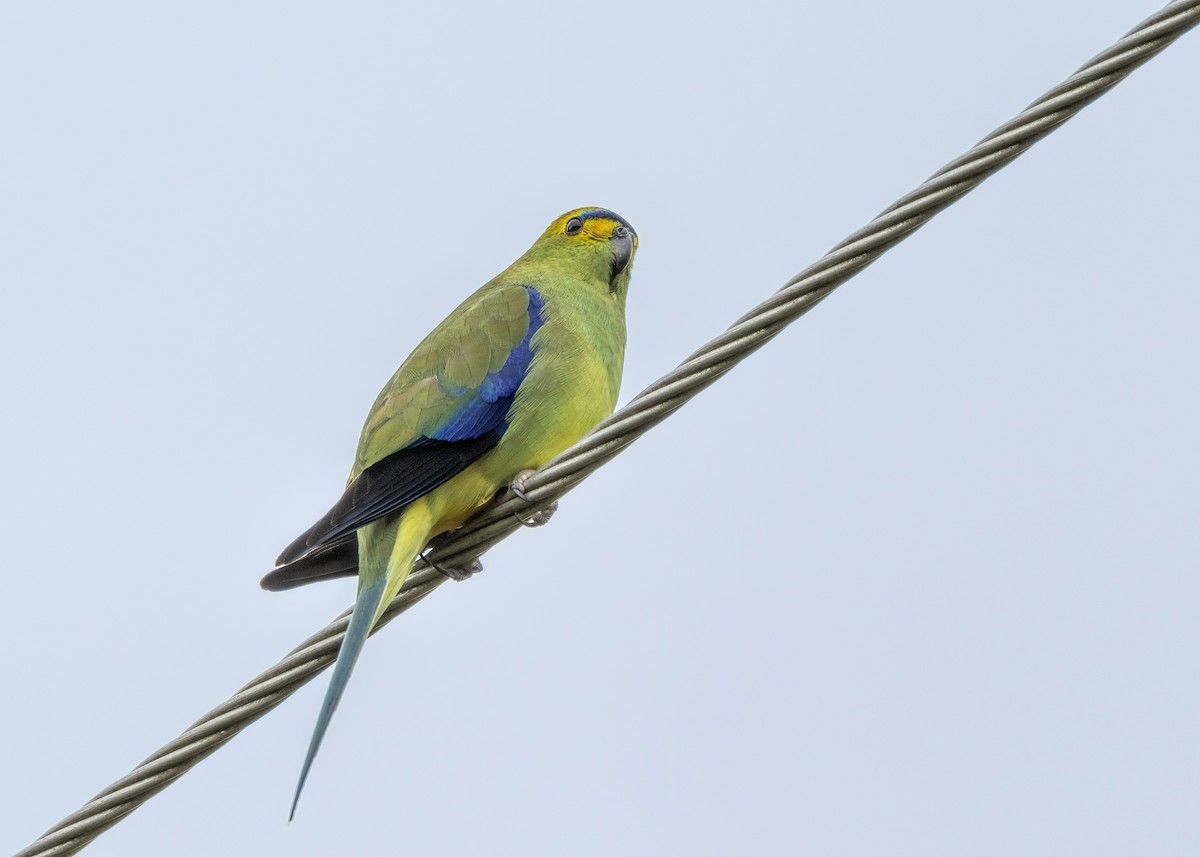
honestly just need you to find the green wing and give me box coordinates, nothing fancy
[269,284,539,573]
[355,282,536,473]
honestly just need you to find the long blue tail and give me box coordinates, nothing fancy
[289,576,387,820]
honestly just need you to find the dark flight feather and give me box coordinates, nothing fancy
[260,534,359,591]
[273,432,500,568]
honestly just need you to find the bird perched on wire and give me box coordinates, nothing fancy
[261,207,637,818]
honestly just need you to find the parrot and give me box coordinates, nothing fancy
[261,207,637,818]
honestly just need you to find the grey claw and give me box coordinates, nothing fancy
[509,469,557,527]
[516,500,558,528]
[509,469,537,501]
[428,556,483,582]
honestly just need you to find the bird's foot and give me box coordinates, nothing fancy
[423,551,483,582]
[517,504,558,527]
[509,469,559,528]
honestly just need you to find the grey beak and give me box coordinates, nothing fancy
[610,226,634,280]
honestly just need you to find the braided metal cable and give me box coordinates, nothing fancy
[16,2,1199,854]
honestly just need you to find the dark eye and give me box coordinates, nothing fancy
[564,217,583,236]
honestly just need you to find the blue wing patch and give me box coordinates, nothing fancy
[428,286,544,443]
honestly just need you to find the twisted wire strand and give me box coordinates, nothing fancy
[16,3,1199,854]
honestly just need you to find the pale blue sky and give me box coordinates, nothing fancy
[2,2,1198,855]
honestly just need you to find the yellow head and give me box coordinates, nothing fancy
[521,207,638,299]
